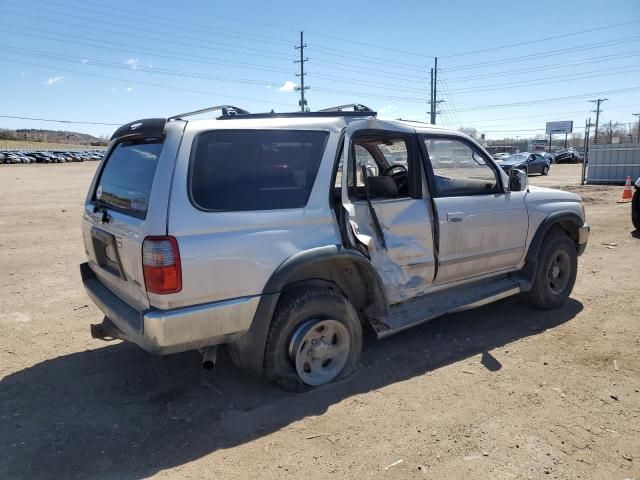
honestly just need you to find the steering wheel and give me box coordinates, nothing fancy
[380,164,407,176]
[380,164,408,192]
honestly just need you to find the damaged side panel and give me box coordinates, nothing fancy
[348,198,435,304]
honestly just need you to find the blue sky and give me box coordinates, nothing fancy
[1,0,639,139]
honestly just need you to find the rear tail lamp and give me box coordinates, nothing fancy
[142,236,182,294]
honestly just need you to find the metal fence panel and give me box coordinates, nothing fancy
[586,144,640,185]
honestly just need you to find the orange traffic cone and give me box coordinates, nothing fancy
[618,176,633,203]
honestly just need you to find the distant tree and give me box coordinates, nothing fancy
[459,127,479,139]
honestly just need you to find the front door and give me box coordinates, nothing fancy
[420,135,529,285]
[341,121,436,305]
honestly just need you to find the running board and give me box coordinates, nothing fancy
[375,276,521,338]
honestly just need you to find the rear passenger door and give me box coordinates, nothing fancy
[421,135,528,285]
[341,122,436,304]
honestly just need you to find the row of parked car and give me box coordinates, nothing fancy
[491,147,585,165]
[0,150,105,164]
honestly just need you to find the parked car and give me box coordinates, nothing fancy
[541,152,555,163]
[500,152,551,175]
[633,177,640,231]
[80,105,589,391]
[555,147,581,164]
[492,152,511,163]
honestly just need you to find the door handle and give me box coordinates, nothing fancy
[447,212,463,223]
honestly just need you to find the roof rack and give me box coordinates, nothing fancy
[395,118,432,125]
[318,104,375,113]
[168,105,249,121]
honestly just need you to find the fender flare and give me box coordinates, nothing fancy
[515,211,583,289]
[228,245,388,374]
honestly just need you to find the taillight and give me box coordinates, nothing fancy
[142,236,182,294]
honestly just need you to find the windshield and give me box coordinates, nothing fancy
[507,154,527,162]
[94,139,163,218]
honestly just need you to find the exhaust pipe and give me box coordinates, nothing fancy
[90,317,127,341]
[201,346,218,370]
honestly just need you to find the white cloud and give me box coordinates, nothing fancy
[279,80,297,92]
[81,59,89,64]
[20,71,27,78]
[44,76,64,86]
[125,57,140,70]
[377,104,398,117]
[126,87,134,92]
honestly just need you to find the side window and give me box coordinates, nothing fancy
[348,135,412,200]
[190,129,328,211]
[423,137,500,197]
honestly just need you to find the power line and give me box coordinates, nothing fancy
[454,87,640,112]
[445,66,640,95]
[441,35,640,72]
[0,46,285,88]
[441,20,640,58]
[22,0,293,47]
[1,27,293,76]
[444,51,640,83]
[0,114,121,126]
[9,0,431,72]
[0,57,297,107]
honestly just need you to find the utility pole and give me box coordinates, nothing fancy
[589,98,607,144]
[581,117,592,185]
[429,68,434,123]
[294,31,309,112]
[633,113,640,144]
[429,57,443,124]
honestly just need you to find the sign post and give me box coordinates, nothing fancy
[546,121,573,154]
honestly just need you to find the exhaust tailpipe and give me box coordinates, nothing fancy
[201,346,218,370]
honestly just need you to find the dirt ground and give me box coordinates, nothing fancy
[1,163,638,480]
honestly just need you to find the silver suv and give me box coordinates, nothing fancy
[80,104,589,391]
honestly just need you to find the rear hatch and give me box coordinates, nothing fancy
[81,119,184,311]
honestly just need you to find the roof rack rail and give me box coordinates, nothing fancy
[318,104,375,113]
[168,105,249,121]
[395,118,432,125]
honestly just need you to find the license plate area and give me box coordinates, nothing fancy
[91,227,126,280]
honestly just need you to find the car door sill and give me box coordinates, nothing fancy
[375,275,521,338]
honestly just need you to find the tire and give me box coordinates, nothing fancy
[632,189,640,230]
[542,165,549,176]
[263,287,362,392]
[522,229,577,309]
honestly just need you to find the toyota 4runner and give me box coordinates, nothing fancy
[81,104,590,391]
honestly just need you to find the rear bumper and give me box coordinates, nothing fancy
[80,263,258,354]
[577,223,590,256]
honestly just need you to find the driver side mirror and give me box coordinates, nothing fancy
[509,168,528,192]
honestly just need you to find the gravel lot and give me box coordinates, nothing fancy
[1,163,638,479]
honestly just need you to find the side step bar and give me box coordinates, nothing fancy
[376,276,521,338]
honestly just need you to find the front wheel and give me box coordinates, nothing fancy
[522,229,577,309]
[264,287,362,392]
[542,165,549,176]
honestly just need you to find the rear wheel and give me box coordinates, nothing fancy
[523,229,577,309]
[264,287,362,392]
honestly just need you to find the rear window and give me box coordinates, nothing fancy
[94,140,163,218]
[190,129,328,211]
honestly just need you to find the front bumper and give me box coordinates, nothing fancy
[577,223,590,256]
[80,263,258,354]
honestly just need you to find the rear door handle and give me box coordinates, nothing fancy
[447,212,463,223]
